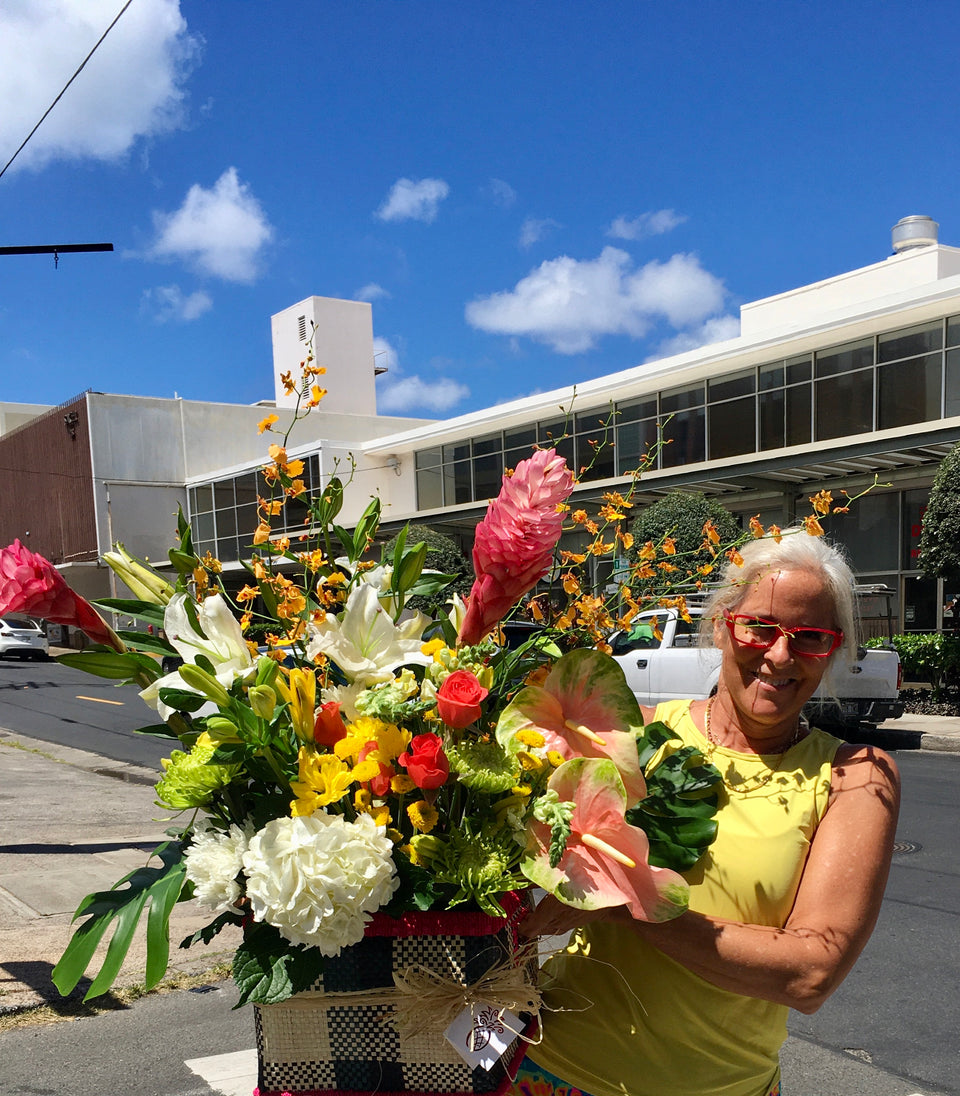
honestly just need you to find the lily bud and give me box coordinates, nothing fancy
[248,684,277,720]
[205,716,241,743]
[103,544,175,605]
[255,655,280,687]
[178,663,231,706]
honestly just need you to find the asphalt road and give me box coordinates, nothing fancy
[0,657,170,770]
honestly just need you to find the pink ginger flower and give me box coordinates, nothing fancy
[458,448,575,646]
[0,539,121,649]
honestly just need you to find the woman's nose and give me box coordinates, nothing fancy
[764,631,794,662]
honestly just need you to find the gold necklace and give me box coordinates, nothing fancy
[702,697,805,794]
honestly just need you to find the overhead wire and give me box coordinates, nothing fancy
[0,0,136,182]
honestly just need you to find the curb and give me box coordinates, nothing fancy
[0,729,159,785]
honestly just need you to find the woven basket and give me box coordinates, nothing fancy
[254,893,537,1096]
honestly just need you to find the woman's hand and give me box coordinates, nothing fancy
[520,894,625,939]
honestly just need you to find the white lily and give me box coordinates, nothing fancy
[141,593,255,720]
[306,582,431,684]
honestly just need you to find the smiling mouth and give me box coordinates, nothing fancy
[752,672,793,689]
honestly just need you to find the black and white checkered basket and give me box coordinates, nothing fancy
[254,895,536,1096]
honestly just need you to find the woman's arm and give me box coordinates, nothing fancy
[523,744,900,1014]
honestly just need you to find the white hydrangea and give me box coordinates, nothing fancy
[241,814,399,954]
[184,819,253,914]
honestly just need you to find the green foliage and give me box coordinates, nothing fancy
[865,632,960,698]
[51,841,187,1002]
[627,491,739,595]
[232,922,327,1007]
[628,721,722,872]
[918,441,960,579]
[383,523,473,612]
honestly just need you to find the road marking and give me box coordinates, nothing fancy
[184,1049,256,1096]
[76,695,124,706]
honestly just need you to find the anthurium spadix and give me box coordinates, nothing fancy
[496,648,646,805]
[523,757,689,922]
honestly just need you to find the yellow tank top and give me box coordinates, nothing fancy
[528,699,842,1096]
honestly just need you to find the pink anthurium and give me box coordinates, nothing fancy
[522,756,689,922]
[496,648,647,804]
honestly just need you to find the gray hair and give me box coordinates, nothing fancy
[699,530,859,682]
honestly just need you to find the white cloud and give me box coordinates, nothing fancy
[465,247,727,354]
[486,178,517,207]
[0,0,199,172]
[140,284,212,322]
[378,374,470,414]
[374,335,469,413]
[147,167,273,282]
[356,282,390,302]
[519,217,560,249]
[606,210,687,241]
[645,315,741,360]
[375,177,449,223]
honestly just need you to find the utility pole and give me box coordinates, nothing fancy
[0,242,113,268]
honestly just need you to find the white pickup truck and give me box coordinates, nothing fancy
[611,598,904,731]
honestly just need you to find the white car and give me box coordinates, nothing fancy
[0,615,50,660]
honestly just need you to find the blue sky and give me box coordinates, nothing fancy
[2,1,960,419]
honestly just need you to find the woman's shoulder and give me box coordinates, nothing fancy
[828,741,901,803]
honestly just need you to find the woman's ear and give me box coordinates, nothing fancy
[712,611,726,649]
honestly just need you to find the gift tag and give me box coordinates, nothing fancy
[444,1005,523,1071]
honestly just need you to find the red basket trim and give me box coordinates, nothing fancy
[364,892,528,939]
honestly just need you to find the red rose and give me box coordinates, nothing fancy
[436,670,489,729]
[397,733,449,790]
[313,702,347,748]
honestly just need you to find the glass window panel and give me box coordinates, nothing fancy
[785,355,812,384]
[902,488,928,570]
[708,397,755,459]
[903,575,937,632]
[947,315,960,349]
[575,408,612,434]
[504,444,537,468]
[815,372,873,440]
[285,493,310,530]
[616,398,658,422]
[826,492,899,573]
[442,441,471,463]
[218,537,239,563]
[417,466,443,510]
[759,390,784,450]
[472,433,501,457]
[193,484,213,513]
[235,504,258,542]
[216,506,237,539]
[616,417,660,473]
[877,321,942,363]
[814,338,874,379]
[307,454,321,491]
[214,480,234,509]
[234,473,258,508]
[539,419,571,445]
[661,407,705,467]
[577,437,615,481]
[473,453,503,499]
[416,448,443,471]
[708,371,755,402]
[785,384,812,446]
[945,348,960,417]
[758,364,784,391]
[550,434,575,466]
[194,512,214,547]
[504,427,536,449]
[877,353,942,429]
[444,461,473,505]
[661,385,704,414]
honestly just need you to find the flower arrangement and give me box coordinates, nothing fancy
[0,368,869,1012]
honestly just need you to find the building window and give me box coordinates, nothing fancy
[877,352,942,430]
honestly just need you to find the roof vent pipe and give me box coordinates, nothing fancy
[892,215,939,253]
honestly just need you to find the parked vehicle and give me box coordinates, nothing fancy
[611,590,903,731]
[0,615,50,660]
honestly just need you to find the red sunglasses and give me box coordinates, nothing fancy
[722,610,843,658]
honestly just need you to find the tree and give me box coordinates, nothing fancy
[627,491,739,596]
[918,440,960,581]
[382,523,473,613]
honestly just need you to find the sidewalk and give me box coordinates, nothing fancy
[0,729,241,1015]
[1,712,958,1017]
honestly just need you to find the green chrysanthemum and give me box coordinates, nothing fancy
[446,738,519,793]
[432,828,525,914]
[155,732,241,809]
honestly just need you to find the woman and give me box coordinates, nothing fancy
[515,531,901,1096]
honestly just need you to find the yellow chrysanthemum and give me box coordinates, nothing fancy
[546,750,566,768]
[391,773,416,794]
[407,800,440,833]
[517,750,547,774]
[515,729,546,749]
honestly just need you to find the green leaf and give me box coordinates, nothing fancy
[180,911,241,949]
[232,922,326,1007]
[311,477,344,526]
[157,686,209,713]
[93,599,167,627]
[51,842,186,1001]
[352,496,381,559]
[57,650,156,680]
[636,720,676,770]
[133,722,183,740]
[113,631,177,658]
